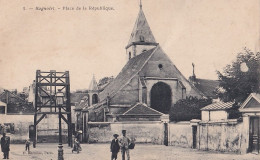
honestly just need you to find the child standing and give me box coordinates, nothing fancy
[110,134,120,160]
[25,139,30,153]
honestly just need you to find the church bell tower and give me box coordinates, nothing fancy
[125,0,158,61]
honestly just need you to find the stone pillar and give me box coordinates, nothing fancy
[240,115,250,154]
[220,122,227,151]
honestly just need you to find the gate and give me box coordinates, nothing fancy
[164,123,168,146]
[249,117,260,154]
[192,126,197,149]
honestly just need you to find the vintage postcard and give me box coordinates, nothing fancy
[0,0,259,159]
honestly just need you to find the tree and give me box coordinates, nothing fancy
[169,96,212,122]
[97,76,114,91]
[216,48,260,103]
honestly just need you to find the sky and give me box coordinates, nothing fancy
[0,0,259,91]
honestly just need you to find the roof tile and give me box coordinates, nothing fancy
[123,103,163,115]
[99,47,157,101]
[201,101,234,111]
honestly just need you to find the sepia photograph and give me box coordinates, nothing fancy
[0,0,260,159]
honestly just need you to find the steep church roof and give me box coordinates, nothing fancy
[99,46,204,102]
[99,47,157,101]
[192,78,219,99]
[88,75,98,91]
[126,3,157,48]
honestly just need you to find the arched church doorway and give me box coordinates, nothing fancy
[92,94,98,105]
[150,82,172,114]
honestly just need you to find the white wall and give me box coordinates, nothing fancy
[202,111,209,121]
[202,110,228,121]
[0,114,34,142]
[0,114,33,124]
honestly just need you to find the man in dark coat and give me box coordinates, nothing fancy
[1,133,10,159]
[110,134,120,160]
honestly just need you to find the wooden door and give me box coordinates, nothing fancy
[192,126,197,149]
[164,123,168,146]
[249,117,260,154]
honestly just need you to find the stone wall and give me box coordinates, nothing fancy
[0,114,70,143]
[168,122,192,148]
[0,114,34,143]
[37,114,68,143]
[168,120,246,154]
[87,121,165,144]
[86,119,248,154]
[201,110,229,121]
[198,121,243,153]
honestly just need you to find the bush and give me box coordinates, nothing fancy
[169,96,212,122]
[227,103,242,119]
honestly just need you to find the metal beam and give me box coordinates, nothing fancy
[36,112,71,114]
[37,83,69,86]
[36,114,46,125]
[61,114,69,124]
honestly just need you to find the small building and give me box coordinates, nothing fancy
[0,97,34,143]
[112,103,164,122]
[0,101,7,115]
[201,101,234,121]
[239,93,260,154]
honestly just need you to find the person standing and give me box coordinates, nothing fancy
[25,139,30,153]
[1,133,10,159]
[119,130,130,160]
[110,134,120,160]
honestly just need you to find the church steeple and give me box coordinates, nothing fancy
[125,0,158,60]
[88,74,98,91]
[139,0,142,9]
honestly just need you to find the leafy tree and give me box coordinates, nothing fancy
[227,103,242,119]
[217,48,260,103]
[98,76,114,87]
[169,96,212,122]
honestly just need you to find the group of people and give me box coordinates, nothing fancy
[72,129,134,160]
[1,129,134,159]
[110,130,134,160]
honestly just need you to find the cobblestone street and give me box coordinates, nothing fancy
[5,143,259,160]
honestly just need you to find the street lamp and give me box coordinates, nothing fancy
[56,89,64,160]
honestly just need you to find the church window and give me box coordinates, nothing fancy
[158,64,163,70]
[140,35,145,42]
[129,52,132,59]
[0,106,5,114]
[92,94,98,105]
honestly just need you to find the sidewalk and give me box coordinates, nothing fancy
[6,143,260,160]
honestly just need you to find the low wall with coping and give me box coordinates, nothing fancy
[168,120,246,154]
[0,114,34,143]
[168,122,192,148]
[87,121,165,144]
[198,120,243,153]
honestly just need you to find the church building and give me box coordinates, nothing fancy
[83,2,204,122]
